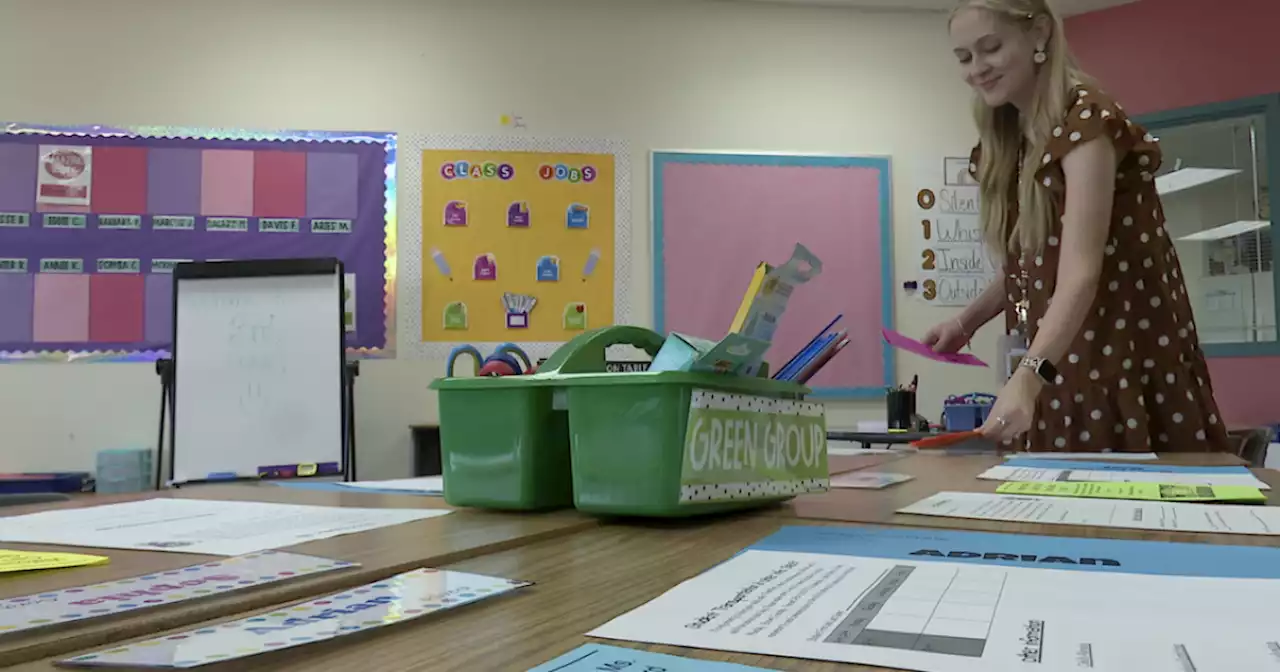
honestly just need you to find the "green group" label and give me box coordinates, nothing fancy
[679,390,827,503]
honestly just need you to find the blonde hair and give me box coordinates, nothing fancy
[951,0,1092,255]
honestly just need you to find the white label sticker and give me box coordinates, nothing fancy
[43,214,86,229]
[0,258,29,272]
[40,258,83,273]
[98,215,142,230]
[311,219,353,234]
[259,218,300,233]
[0,213,30,227]
[96,258,141,273]
[150,259,190,274]
[152,216,195,231]
[206,217,249,232]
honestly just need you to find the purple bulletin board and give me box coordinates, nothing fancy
[651,152,894,398]
[0,124,395,360]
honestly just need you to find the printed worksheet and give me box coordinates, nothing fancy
[0,498,450,556]
[979,461,1269,489]
[899,491,1280,535]
[590,526,1280,671]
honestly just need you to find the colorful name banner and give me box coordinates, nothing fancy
[0,551,355,637]
[61,569,530,668]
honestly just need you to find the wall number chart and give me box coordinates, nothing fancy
[399,134,631,360]
[913,156,998,307]
[0,123,395,359]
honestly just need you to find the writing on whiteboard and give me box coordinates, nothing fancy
[938,188,979,215]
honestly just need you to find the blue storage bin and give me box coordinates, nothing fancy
[943,393,996,432]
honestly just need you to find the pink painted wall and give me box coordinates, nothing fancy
[1066,0,1280,425]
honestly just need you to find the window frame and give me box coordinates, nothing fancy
[1138,93,1280,357]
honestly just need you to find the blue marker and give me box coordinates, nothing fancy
[205,472,239,481]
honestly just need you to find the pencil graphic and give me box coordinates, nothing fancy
[582,249,600,280]
[430,248,452,278]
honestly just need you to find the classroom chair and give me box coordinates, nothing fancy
[1227,427,1272,467]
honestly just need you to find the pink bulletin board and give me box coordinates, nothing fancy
[652,152,893,398]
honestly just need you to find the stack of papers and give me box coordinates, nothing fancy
[900,491,1280,535]
[1003,452,1158,460]
[0,498,451,556]
[995,481,1267,503]
[589,525,1280,671]
[979,458,1270,489]
[338,476,444,495]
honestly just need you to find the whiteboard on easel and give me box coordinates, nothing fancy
[171,259,345,484]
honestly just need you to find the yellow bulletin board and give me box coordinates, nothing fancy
[417,146,622,348]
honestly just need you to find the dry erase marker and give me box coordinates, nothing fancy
[582,248,600,279]
[430,248,452,277]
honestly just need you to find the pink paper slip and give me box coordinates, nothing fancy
[882,328,988,367]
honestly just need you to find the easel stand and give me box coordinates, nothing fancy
[153,356,361,488]
[154,357,173,491]
[344,360,359,482]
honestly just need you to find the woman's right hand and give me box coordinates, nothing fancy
[922,318,969,354]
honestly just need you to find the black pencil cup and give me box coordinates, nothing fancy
[886,389,917,430]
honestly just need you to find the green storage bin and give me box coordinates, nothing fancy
[431,326,829,516]
[429,327,666,511]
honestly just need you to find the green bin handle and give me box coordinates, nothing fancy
[537,325,666,375]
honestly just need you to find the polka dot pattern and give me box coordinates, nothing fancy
[681,478,827,503]
[973,85,1231,454]
[689,389,824,417]
[59,569,529,668]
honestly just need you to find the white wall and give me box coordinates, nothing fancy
[0,0,997,478]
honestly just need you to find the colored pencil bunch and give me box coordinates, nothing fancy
[772,315,849,383]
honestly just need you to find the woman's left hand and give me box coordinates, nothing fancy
[979,369,1043,443]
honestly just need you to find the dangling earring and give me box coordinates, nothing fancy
[1033,46,1047,64]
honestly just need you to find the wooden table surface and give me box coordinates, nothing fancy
[6,453,1271,671]
[0,485,596,666]
[19,485,1280,672]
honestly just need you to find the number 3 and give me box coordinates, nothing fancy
[921,249,936,270]
[923,279,937,301]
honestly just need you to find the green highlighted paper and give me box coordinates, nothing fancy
[996,480,1268,503]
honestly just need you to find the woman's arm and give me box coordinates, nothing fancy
[1024,136,1116,367]
[957,274,1008,337]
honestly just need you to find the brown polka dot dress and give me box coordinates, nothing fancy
[971,85,1232,453]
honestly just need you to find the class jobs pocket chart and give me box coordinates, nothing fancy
[0,129,392,355]
[420,149,615,344]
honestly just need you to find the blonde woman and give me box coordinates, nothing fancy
[922,0,1230,453]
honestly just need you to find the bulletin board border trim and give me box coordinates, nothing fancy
[399,133,632,361]
[0,123,398,363]
[650,150,894,399]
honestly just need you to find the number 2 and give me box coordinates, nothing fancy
[921,249,936,270]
